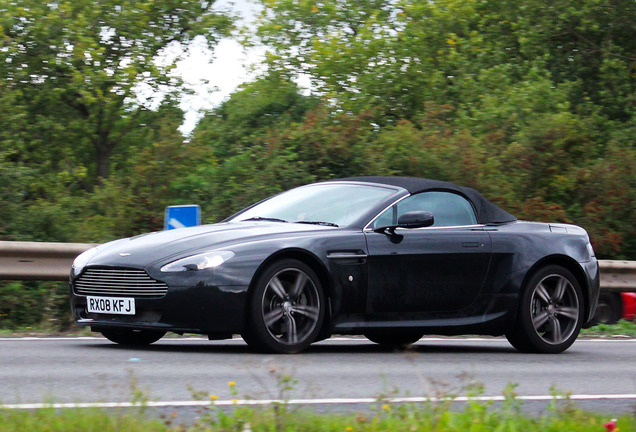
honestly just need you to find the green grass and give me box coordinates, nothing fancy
[581,320,636,337]
[0,326,93,337]
[1,398,634,432]
[193,398,635,432]
[0,407,167,432]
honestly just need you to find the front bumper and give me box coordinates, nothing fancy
[582,258,601,324]
[70,283,248,335]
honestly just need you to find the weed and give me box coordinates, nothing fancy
[581,320,636,338]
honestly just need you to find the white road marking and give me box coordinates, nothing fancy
[2,393,636,410]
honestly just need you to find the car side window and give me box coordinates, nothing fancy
[373,191,478,228]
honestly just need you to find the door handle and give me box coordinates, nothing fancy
[462,242,480,248]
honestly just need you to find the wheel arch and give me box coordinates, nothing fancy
[246,248,334,337]
[505,254,590,353]
[521,254,591,319]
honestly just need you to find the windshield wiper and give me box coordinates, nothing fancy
[242,216,288,223]
[294,221,339,227]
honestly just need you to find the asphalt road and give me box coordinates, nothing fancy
[1,336,635,415]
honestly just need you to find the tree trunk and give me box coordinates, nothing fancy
[95,140,113,180]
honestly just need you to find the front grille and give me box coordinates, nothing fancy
[74,268,168,298]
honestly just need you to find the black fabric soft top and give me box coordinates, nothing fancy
[334,176,517,224]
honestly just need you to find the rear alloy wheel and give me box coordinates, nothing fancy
[243,259,325,354]
[100,329,166,346]
[364,330,424,347]
[506,265,583,354]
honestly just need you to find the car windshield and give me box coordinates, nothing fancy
[231,183,397,227]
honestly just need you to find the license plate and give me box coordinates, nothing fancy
[87,296,136,315]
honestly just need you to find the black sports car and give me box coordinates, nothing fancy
[70,177,600,354]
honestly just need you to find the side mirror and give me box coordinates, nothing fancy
[373,211,435,234]
[397,211,435,229]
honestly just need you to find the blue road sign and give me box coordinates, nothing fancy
[164,205,201,230]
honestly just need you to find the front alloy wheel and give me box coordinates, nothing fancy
[506,265,583,354]
[243,259,325,354]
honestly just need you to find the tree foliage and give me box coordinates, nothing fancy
[0,0,232,181]
[0,0,232,242]
[239,0,636,257]
[0,0,633,255]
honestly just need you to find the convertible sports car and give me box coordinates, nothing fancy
[70,177,600,354]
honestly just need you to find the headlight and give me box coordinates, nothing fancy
[160,251,235,272]
[72,246,100,274]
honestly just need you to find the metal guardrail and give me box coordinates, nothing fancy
[596,260,636,292]
[0,241,635,291]
[0,241,94,281]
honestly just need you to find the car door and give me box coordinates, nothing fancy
[364,191,492,316]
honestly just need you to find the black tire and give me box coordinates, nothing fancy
[590,292,622,325]
[101,329,166,346]
[242,259,325,354]
[364,330,424,347]
[506,265,584,354]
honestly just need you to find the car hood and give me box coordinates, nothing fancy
[83,222,336,268]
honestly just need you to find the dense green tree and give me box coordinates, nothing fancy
[76,102,200,240]
[247,0,635,258]
[253,0,635,134]
[192,73,319,159]
[188,74,320,220]
[0,0,234,243]
[0,0,232,182]
[1,0,635,248]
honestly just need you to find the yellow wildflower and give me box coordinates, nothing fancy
[311,5,319,13]
[209,395,218,401]
[228,381,236,387]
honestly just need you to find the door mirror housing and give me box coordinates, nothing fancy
[397,211,435,228]
[373,211,435,234]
